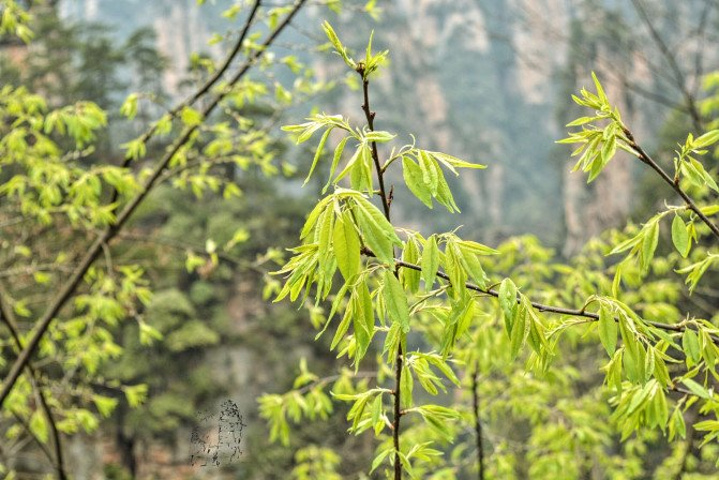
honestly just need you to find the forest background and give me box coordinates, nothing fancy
[1,0,719,479]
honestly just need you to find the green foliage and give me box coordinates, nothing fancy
[263,22,719,480]
[0,2,338,477]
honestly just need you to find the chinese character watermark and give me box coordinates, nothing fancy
[190,399,246,467]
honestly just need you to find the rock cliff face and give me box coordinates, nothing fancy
[59,0,716,250]
[311,0,716,252]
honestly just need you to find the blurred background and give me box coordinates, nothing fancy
[2,0,718,478]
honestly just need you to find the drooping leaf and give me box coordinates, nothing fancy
[333,211,361,281]
[640,222,659,271]
[402,156,433,208]
[304,128,332,185]
[421,235,440,290]
[401,237,421,293]
[671,214,690,258]
[598,304,617,356]
[383,269,410,333]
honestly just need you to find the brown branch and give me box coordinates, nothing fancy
[356,64,403,480]
[622,127,719,241]
[0,285,67,480]
[360,74,391,220]
[0,0,308,409]
[114,230,267,275]
[11,411,57,470]
[386,258,719,344]
[471,360,485,480]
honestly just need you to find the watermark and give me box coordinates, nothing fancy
[190,399,247,467]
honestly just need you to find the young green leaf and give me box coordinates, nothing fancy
[640,222,659,271]
[421,235,440,290]
[498,278,518,327]
[671,214,690,258]
[401,237,421,293]
[682,329,701,366]
[418,150,439,195]
[402,156,433,208]
[400,364,413,409]
[598,304,618,356]
[383,270,410,333]
[304,128,332,186]
[333,211,361,281]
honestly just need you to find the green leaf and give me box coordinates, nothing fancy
[29,410,49,444]
[456,244,488,288]
[598,304,617,356]
[693,129,719,148]
[641,222,659,270]
[93,395,119,418]
[325,136,350,193]
[371,446,394,474]
[364,131,395,143]
[383,270,410,333]
[671,214,690,258]
[430,151,486,171]
[300,196,333,240]
[124,384,148,408]
[400,363,413,409]
[180,106,203,126]
[402,156,433,208]
[682,378,711,400]
[401,238,421,293]
[304,128,332,186]
[435,168,460,213]
[353,282,375,362]
[331,305,353,351]
[509,305,527,359]
[316,207,334,257]
[421,236,440,290]
[591,71,608,104]
[682,329,701,365]
[457,240,499,256]
[349,145,373,192]
[498,278,518,328]
[626,380,655,416]
[418,150,439,195]
[371,394,383,435]
[120,93,138,119]
[333,211,361,281]
[322,21,355,69]
[690,157,719,192]
[353,196,400,264]
[700,205,719,216]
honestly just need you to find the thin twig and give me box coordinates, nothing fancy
[385,258,719,344]
[357,64,402,480]
[629,0,704,132]
[108,0,263,205]
[471,360,485,480]
[622,127,719,241]
[0,284,67,480]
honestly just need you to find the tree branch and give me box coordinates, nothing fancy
[629,0,704,132]
[0,0,308,409]
[382,258,719,344]
[471,361,485,480]
[108,0,263,205]
[356,64,402,480]
[622,127,719,241]
[0,284,67,480]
